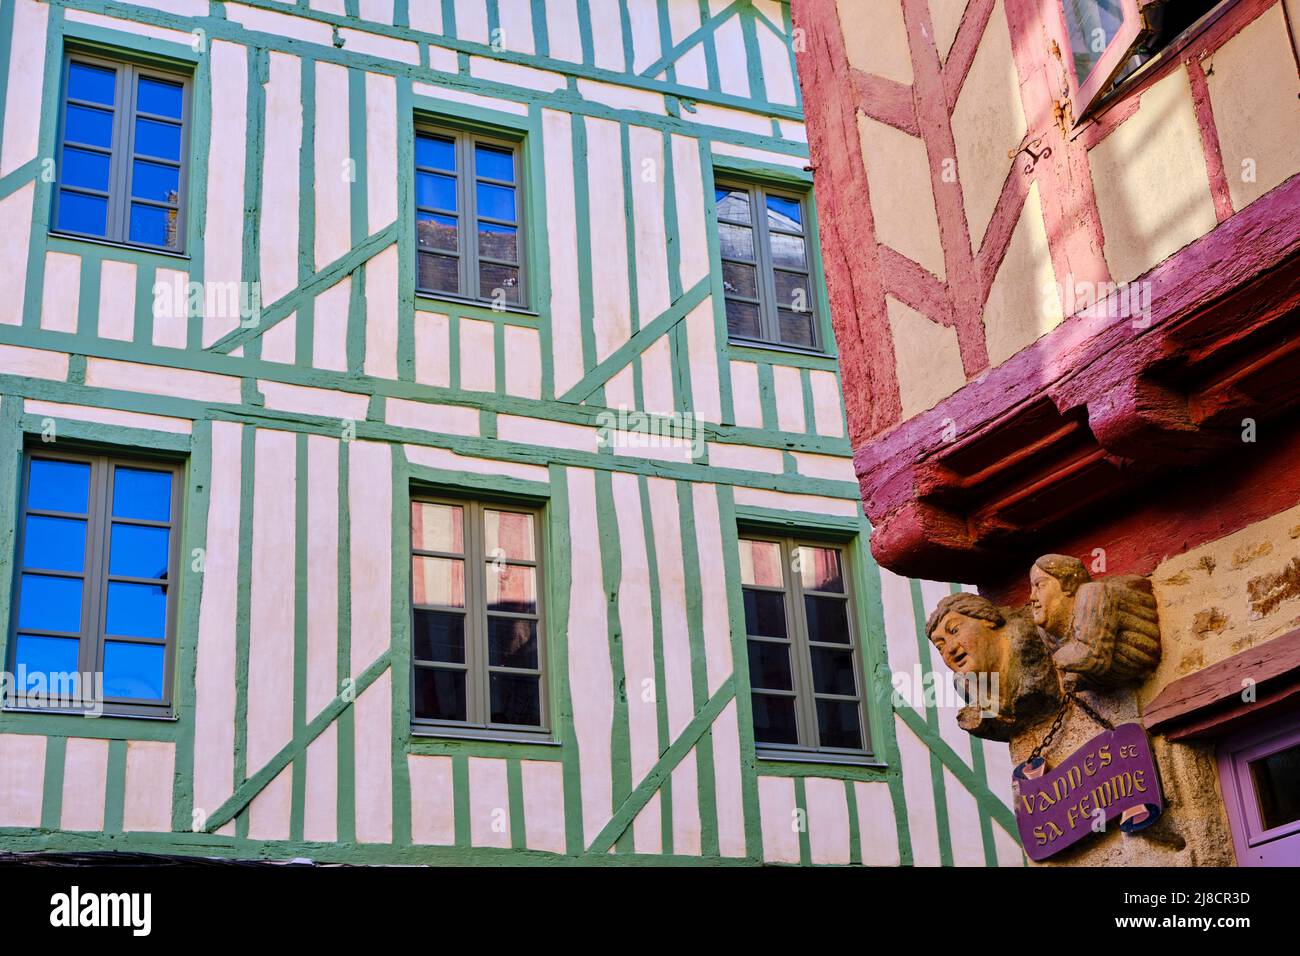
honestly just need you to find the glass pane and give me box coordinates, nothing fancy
[719,222,755,261]
[779,309,816,349]
[816,698,863,749]
[479,261,522,304]
[105,581,167,638]
[1251,743,1300,831]
[134,117,181,161]
[57,190,108,236]
[19,574,83,633]
[112,467,172,521]
[738,538,784,587]
[416,135,456,172]
[1061,0,1126,82]
[488,617,538,669]
[797,546,843,592]
[417,213,458,253]
[722,260,758,299]
[811,647,857,696]
[131,159,180,203]
[22,515,86,572]
[770,232,807,270]
[411,501,464,553]
[136,76,183,119]
[774,270,811,314]
[743,589,787,639]
[413,666,466,721]
[417,252,459,294]
[767,194,803,231]
[751,693,798,745]
[28,459,90,514]
[62,146,111,192]
[475,144,515,182]
[725,299,761,339]
[489,672,541,726]
[486,563,536,614]
[411,555,465,608]
[416,171,457,211]
[747,639,793,691]
[68,62,116,106]
[478,222,518,263]
[484,510,535,561]
[103,641,165,700]
[476,182,516,222]
[65,104,114,148]
[412,608,465,663]
[805,595,851,645]
[109,523,170,579]
[715,188,751,222]
[13,635,80,692]
[129,203,177,247]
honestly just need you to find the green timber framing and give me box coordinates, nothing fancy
[0,0,1023,865]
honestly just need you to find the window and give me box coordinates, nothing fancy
[739,536,869,759]
[415,127,526,307]
[1218,713,1300,865]
[716,181,819,350]
[7,451,182,715]
[410,497,546,737]
[1060,0,1228,117]
[53,53,190,252]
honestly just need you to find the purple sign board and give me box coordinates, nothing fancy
[1012,722,1164,862]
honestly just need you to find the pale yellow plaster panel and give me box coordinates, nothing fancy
[950,0,1027,252]
[887,297,966,418]
[857,113,947,280]
[840,0,913,85]
[1089,67,1218,284]
[929,0,969,63]
[1145,500,1300,708]
[982,182,1063,365]
[1205,2,1300,211]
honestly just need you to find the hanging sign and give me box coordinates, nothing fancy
[1012,722,1164,862]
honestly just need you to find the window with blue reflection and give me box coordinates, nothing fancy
[54,56,188,251]
[11,453,179,712]
[103,642,165,700]
[112,467,173,521]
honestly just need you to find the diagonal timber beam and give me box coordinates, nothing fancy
[586,676,736,854]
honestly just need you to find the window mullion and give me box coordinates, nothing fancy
[754,187,781,344]
[85,458,112,683]
[113,65,138,244]
[787,540,820,751]
[464,135,480,302]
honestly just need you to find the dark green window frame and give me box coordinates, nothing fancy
[740,534,872,763]
[6,448,184,718]
[409,495,549,741]
[716,179,820,351]
[414,124,528,309]
[52,50,192,254]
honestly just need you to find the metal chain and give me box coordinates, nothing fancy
[1025,691,1115,767]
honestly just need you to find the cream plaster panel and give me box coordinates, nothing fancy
[840,0,913,84]
[982,182,1063,365]
[857,114,947,280]
[930,0,969,62]
[950,0,1027,252]
[1205,2,1300,211]
[888,297,965,419]
[1089,68,1218,284]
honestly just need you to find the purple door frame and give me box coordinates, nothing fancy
[1217,711,1300,866]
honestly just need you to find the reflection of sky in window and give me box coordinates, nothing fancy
[1062,0,1126,79]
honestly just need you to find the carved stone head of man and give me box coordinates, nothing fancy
[1029,554,1091,642]
[925,593,1060,741]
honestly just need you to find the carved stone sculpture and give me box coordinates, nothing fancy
[1028,554,1162,688]
[924,593,1060,741]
